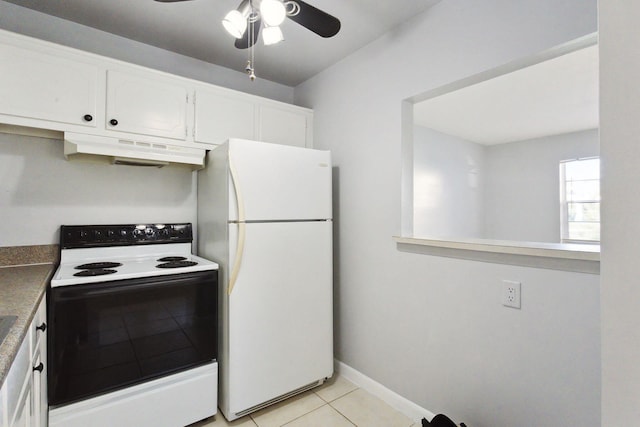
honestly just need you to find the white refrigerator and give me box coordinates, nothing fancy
[197,139,333,421]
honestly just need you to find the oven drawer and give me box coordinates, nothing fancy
[48,270,218,407]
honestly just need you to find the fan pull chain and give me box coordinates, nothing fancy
[245,0,256,81]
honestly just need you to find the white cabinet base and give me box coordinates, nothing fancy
[0,297,47,427]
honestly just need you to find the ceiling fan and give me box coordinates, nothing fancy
[154,0,341,80]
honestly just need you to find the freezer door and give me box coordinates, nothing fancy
[226,221,333,415]
[228,139,332,221]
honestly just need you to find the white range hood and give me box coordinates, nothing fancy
[64,132,206,168]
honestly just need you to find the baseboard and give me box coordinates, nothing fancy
[334,359,435,423]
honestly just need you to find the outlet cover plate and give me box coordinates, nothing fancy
[502,280,521,309]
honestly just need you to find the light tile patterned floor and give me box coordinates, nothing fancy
[190,376,420,427]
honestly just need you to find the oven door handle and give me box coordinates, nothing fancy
[228,151,245,296]
[51,271,215,300]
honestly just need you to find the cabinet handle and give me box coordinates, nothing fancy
[33,363,44,373]
[109,119,119,126]
[36,322,46,332]
[83,114,93,122]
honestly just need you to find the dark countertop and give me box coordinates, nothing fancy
[0,245,56,389]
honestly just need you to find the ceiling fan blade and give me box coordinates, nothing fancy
[286,0,340,38]
[234,17,262,49]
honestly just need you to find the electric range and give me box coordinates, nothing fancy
[48,223,219,427]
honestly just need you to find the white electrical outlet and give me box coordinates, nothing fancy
[502,280,521,309]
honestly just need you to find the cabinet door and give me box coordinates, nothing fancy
[31,353,45,427]
[257,105,309,148]
[4,335,30,427]
[30,298,46,358]
[194,88,255,145]
[9,387,30,427]
[106,70,188,140]
[8,360,32,427]
[32,300,46,427]
[0,386,5,427]
[0,43,98,127]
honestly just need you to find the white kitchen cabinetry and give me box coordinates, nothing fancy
[0,43,99,129]
[10,386,30,427]
[0,29,313,152]
[194,86,313,148]
[106,70,189,141]
[194,87,255,144]
[31,300,47,427]
[0,298,47,427]
[257,104,312,148]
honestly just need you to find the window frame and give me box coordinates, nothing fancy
[559,157,600,244]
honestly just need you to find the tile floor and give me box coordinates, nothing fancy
[191,376,421,427]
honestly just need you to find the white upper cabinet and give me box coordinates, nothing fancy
[0,29,313,150]
[194,87,255,144]
[106,70,189,140]
[0,43,98,128]
[194,86,313,148]
[257,104,311,148]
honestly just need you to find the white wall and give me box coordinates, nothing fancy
[484,129,599,242]
[0,0,295,247]
[0,1,294,104]
[0,133,197,246]
[295,1,600,426]
[414,127,598,243]
[413,126,484,239]
[600,2,640,425]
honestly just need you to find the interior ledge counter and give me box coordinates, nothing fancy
[393,236,600,274]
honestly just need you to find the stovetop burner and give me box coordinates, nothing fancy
[73,269,118,277]
[157,261,198,269]
[75,262,123,270]
[157,256,188,262]
[53,223,219,287]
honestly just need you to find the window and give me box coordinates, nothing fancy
[560,157,600,243]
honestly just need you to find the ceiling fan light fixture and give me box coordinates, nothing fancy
[260,0,286,26]
[262,25,284,45]
[222,9,248,38]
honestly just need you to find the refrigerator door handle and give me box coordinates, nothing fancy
[228,151,246,295]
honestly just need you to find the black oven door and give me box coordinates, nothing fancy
[48,270,217,407]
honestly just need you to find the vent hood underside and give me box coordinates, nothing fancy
[64,132,206,168]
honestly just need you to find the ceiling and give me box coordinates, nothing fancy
[3,0,441,87]
[414,43,599,145]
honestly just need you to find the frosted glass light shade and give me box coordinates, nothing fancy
[222,10,247,38]
[260,0,286,26]
[262,25,284,45]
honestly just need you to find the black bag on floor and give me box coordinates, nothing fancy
[422,414,467,427]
